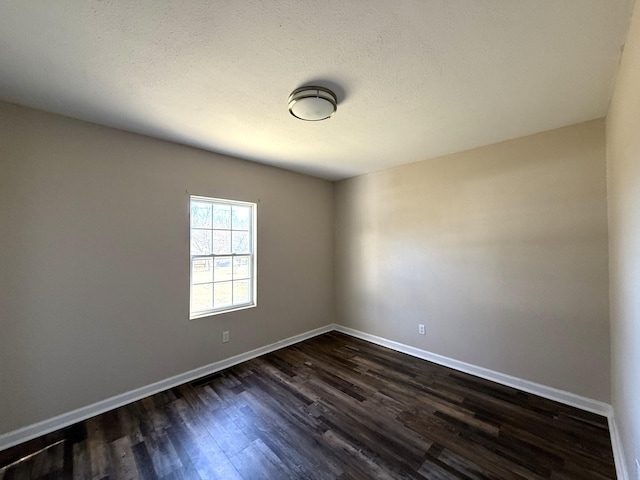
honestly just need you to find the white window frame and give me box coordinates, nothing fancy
[189,196,257,319]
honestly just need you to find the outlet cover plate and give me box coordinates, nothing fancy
[222,331,229,343]
[418,324,426,335]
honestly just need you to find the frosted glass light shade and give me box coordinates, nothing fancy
[288,86,337,121]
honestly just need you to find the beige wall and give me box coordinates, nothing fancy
[607,0,640,475]
[0,102,334,435]
[335,120,610,401]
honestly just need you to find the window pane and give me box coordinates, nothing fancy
[233,280,250,305]
[233,256,250,279]
[191,230,212,255]
[191,202,212,228]
[212,203,231,229]
[214,257,232,282]
[232,205,251,230]
[213,230,231,254]
[214,282,232,308]
[192,258,213,284]
[232,231,250,254]
[192,283,213,312]
[233,280,251,305]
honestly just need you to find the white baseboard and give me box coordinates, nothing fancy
[333,325,612,417]
[608,414,630,480]
[0,324,334,452]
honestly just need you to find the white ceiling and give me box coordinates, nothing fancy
[0,1,634,180]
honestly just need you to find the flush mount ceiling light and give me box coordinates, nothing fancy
[288,86,337,121]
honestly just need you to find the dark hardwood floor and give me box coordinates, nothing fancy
[0,332,617,479]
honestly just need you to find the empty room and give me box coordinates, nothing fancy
[1,1,639,479]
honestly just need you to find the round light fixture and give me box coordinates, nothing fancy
[288,86,337,121]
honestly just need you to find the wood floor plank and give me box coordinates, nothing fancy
[166,399,242,480]
[228,439,289,480]
[0,332,618,479]
[110,436,140,480]
[239,389,345,479]
[71,441,91,480]
[86,417,114,480]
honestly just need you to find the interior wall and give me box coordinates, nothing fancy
[607,0,640,474]
[0,102,334,436]
[335,119,610,401]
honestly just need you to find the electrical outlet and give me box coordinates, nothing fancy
[222,331,229,343]
[418,324,426,335]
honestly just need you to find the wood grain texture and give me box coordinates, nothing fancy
[0,332,617,479]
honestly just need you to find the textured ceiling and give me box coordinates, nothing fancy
[0,1,634,180]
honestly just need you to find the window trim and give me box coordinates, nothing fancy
[189,195,257,319]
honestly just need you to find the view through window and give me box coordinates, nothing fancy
[190,196,256,318]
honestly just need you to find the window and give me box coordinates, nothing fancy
[189,196,256,318]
